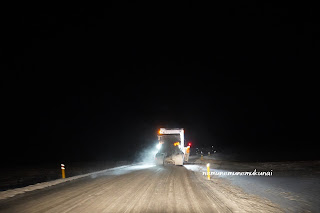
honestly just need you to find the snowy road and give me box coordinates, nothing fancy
[192,155,320,212]
[0,163,283,213]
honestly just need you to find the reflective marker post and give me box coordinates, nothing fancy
[61,164,65,179]
[207,163,210,180]
[201,155,203,161]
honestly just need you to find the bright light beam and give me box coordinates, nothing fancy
[156,143,162,150]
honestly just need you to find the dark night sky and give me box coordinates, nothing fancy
[2,2,319,164]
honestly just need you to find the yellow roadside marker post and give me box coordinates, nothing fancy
[201,154,203,161]
[61,164,65,179]
[207,163,210,180]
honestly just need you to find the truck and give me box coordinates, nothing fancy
[155,128,190,166]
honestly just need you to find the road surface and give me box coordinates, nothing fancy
[0,164,283,213]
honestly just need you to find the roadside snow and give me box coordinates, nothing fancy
[0,164,133,200]
[185,164,284,212]
[185,159,320,212]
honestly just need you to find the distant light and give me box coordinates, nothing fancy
[188,142,192,147]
